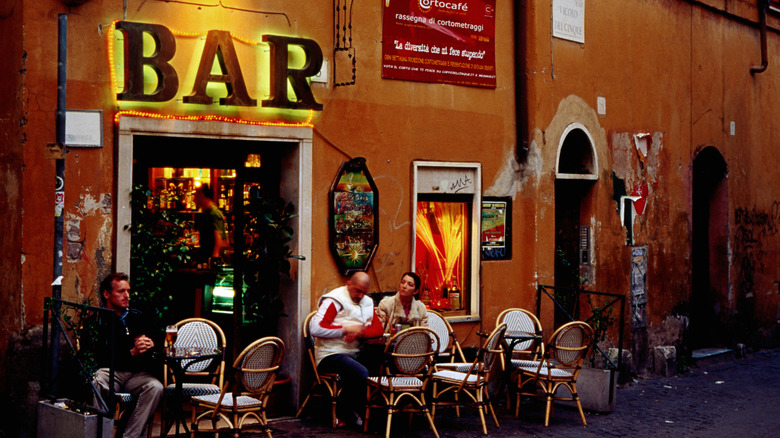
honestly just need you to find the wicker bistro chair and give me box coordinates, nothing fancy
[190,337,285,438]
[295,310,341,428]
[426,310,470,372]
[495,308,544,414]
[364,327,440,438]
[163,318,226,395]
[113,392,154,438]
[431,323,507,435]
[114,392,135,422]
[426,310,466,363]
[517,321,594,427]
[496,308,544,369]
[161,318,226,436]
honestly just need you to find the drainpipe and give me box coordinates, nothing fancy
[515,0,529,163]
[50,13,67,393]
[54,14,67,297]
[751,0,768,74]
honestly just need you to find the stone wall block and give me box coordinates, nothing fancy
[653,345,677,377]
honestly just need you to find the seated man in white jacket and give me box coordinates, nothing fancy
[310,271,383,428]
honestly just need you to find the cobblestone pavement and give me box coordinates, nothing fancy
[187,348,780,437]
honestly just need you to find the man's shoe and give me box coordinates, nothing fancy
[352,410,364,427]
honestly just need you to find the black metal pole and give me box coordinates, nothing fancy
[54,13,66,292]
[42,298,51,398]
[50,12,67,395]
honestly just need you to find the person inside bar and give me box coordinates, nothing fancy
[376,271,428,334]
[194,184,227,266]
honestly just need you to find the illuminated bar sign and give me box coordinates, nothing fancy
[113,21,323,112]
[382,0,496,88]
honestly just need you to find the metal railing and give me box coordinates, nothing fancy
[42,298,117,437]
[536,284,626,374]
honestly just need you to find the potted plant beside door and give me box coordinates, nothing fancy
[577,294,620,413]
[549,282,622,413]
[240,194,303,417]
[242,193,304,334]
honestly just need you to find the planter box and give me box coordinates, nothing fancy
[38,399,113,438]
[557,367,618,413]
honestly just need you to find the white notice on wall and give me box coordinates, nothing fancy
[552,0,585,44]
[65,110,103,148]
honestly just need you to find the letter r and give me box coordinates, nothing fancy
[262,35,323,110]
[115,21,178,102]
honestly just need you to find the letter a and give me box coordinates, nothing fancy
[115,21,178,102]
[184,30,257,106]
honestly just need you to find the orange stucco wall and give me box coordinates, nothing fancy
[4,0,780,401]
[523,0,780,355]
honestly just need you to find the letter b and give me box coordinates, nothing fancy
[115,21,178,102]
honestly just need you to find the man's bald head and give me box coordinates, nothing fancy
[346,271,371,303]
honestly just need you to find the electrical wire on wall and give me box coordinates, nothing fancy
[100,0,291,35]
[149,0,291,26]
[334,0,356,87]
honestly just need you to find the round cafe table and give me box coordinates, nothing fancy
[502,330,543,410]
[163,346,221,438]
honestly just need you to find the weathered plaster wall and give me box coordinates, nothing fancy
[524,0,780,358]
[690,3,780,345]
[0,0,25,394]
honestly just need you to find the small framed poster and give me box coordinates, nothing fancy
[329,157,379,274]
[481,197,511,260]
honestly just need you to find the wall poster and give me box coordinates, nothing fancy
[481,197,511,260]
[382,0,497,88]
[329,157,379,275]
[630,245,648,331]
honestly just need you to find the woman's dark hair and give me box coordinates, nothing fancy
[401,271,421,291]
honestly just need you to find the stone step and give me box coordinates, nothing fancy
[691,347,735,367]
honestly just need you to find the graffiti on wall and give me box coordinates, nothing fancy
[733,202,780,294]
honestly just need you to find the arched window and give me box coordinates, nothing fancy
[556,123,598,180]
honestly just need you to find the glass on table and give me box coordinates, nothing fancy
[165,325,178,353]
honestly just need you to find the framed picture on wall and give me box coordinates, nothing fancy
[329,157,379,274]
[481,197,511,260]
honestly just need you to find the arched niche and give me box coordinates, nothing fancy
[555,123,598,180]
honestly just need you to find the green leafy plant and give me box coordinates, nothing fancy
[553,246,618,368]
[125,184,193,324]
[45,299,100,381]
[242,195,304,330]
[584,294,618,367]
